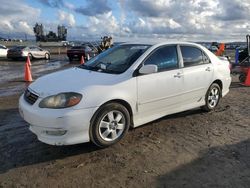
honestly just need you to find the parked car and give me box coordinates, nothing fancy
[19,42,231,147]
[67,45,96,61]
[7,46,50,60]
[0,44,8,57]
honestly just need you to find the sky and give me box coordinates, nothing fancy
[0,0,250,42]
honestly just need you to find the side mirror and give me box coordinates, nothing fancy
[139,64,158,75]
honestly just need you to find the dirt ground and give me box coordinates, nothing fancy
[0,54,250,188]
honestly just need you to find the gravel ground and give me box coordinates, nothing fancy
[0,54,249,188]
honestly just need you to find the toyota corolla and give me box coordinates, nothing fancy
[19,42,231,147]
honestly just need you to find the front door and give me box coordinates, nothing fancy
[136,45,184,124]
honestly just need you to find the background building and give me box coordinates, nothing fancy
[33,23,67,42]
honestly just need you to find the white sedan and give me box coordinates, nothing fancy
[19,42,231,147]
[0,44,8,57]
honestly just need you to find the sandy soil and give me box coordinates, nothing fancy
[0,54,249,187]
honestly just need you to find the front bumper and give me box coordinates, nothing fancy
[19,94,98,145]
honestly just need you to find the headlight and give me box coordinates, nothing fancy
[39,92,82,109]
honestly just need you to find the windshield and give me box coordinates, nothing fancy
[78,44,150,74]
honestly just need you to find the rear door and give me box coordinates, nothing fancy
[180,45,214,105]
[29,47,37,58]
[137,45,184,121]
[29,47,41,58]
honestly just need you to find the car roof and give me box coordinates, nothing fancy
[121,41,203,47]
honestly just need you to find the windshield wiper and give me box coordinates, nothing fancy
[78,62,121,74]
[78,64,99,71]
[101,69,121,74]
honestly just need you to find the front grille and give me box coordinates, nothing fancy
[24,89,39,105]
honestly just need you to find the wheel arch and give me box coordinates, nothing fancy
[90,99,134,127]
[28,53,33,59]
[212,79,223,91]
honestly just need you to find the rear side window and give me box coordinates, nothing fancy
[144,45,178,72]
[181,46,205,67]
[203,53,211,64]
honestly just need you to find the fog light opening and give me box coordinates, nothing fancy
[45,130,67,136]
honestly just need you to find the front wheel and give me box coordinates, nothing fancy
[90,103,130,148]
[202,83,221,112]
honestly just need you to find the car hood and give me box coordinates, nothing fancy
[29,67,124,98]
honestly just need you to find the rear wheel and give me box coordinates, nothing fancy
[90,103,130,148]
[202,83,221,112]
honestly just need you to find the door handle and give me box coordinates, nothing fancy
[205,67,211,72]
[174,72,183,78]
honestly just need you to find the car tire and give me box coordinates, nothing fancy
[202,83,221,112]
[90,103,130,148]
[45,53,50,60]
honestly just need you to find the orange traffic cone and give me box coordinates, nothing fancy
[26,55,31,66]
[24,61,33,82]
[80,56,85,64]
[243,68,250,87]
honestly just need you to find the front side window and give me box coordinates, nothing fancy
[29,47,37,51]
[144,45,178,72]
[79,44,151,74]
[181,46,204,67]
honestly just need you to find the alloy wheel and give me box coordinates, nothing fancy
[208,87,219,108]
[98,110,125,142]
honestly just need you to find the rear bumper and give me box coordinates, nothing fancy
[67,53,85,58]
[222,76,232,97]
[19,94,98,145]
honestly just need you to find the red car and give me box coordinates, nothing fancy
[67,45,95,61]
